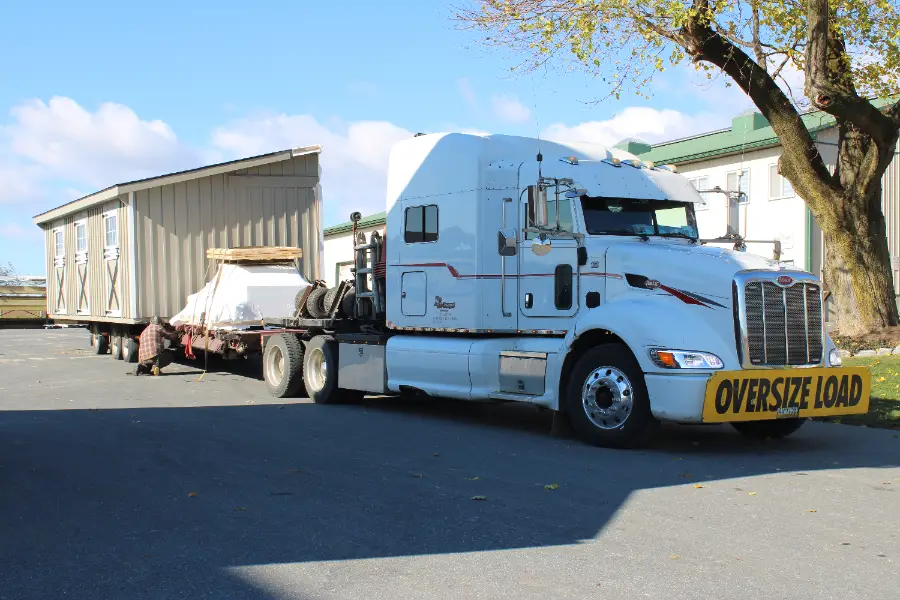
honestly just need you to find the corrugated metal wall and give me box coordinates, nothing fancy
[133,154,320,318]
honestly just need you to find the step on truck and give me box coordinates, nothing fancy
[257,133,871,448]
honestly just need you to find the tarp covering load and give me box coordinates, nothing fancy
[170,263,309,330]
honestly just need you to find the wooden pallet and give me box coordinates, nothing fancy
[206,246,303,263]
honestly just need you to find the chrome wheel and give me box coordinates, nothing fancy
[265,345,285,386]
[306,347,327,392]
[581,366,633,430]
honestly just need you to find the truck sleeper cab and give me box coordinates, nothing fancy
[261,133,870,448]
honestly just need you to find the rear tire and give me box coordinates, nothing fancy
[110,333,123,360]
[732,419,806,440]
[306,287,328,319]
[263,333,305,398]
[564,343,657,448]
[122,336,139,363]
[303,335,360,404]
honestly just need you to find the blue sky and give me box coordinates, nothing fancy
[0,0,753,275]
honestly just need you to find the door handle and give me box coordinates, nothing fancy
[524,293,533,309]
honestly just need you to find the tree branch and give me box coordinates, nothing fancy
[751,5,766,71]
[680,1,836,196]
[804,0,893,145]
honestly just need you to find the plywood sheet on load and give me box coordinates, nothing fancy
[206,246,303,263]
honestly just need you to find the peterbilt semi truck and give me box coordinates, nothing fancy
[256,133,870,448]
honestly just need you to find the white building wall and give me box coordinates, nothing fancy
[678,146,808,267]
[322,224,384,287]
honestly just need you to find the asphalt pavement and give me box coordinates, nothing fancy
[1,328,898,600]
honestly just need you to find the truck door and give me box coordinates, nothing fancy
[518,191,579,319]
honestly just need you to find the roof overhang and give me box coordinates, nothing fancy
[33,145,322,225]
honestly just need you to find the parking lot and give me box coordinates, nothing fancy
[1,327,899,600]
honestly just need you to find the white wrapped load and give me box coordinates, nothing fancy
[170,263,310,330]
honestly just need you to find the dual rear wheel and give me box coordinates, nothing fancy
[263,333,364,403]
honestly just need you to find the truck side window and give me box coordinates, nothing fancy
[405,205,438,243]
[526,197,574,239]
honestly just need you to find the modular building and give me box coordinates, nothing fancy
[33,146,323,337]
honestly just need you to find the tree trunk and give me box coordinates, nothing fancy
[821,189,898,334]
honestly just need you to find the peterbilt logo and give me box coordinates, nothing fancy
[776,275,794,286]
[434,296,456,309]
[644,279,661,290]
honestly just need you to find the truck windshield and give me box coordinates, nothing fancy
[580,196,699,239]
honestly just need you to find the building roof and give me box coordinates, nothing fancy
[324,211,386,236]
[629,98,896,165]
[33,145,322,225]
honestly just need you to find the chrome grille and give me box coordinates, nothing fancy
[743,280,823,366]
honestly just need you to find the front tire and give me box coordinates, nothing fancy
[263,333,305,398]
[565,344,657,448]
[732,419,806,440]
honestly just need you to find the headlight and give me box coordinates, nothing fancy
[828,348,842,367]
[649,349,724,370]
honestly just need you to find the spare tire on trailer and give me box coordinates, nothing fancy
[323,287,340,317]
[306,287,328,319]
[341,286,356,318]
[263,333,305,398]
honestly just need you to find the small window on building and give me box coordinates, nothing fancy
[104,213,118,248]
[768,164,795,200]
[75,222,87,254]
[687,176,710,210]
[726,168,750,204]
[54,229,64,257]
[404,205,438,243]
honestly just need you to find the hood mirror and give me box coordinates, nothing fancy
[531,234,552,256]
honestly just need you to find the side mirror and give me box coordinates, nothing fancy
[527,185,549,228]
[497,228,517,256]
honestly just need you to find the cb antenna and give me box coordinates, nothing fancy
[532,71,543,180]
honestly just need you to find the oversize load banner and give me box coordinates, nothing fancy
[702,367,871,423]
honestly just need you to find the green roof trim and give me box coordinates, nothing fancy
[324,211,386,236]
[635,97,896,165]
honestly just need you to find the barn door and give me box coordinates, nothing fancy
[74,220,89,313]
[103,211,121,316]
[53,228,66,313]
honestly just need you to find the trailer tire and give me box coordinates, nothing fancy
[564,343,657,449]
[263,333,305,398]
[122,336,139,363]
[731,418,806,440]
[306,287,328,319]
[110,332,123,360]
[92,332,109,354]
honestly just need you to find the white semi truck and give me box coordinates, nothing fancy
[251,133,871,448]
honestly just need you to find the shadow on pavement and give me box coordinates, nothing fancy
[1,392,898,599]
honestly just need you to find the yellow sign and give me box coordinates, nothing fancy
[702,367,871,423]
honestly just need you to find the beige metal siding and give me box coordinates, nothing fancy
[133,154,320,318]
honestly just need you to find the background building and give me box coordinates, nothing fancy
[323,212,385,287]
[626,105,900,325]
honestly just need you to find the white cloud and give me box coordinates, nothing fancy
[458,78,479,110]
[542,106,730,148]
[491,95,532,123]
[212,113,413,221]
[0,221,40,240]
[4,96,199,190]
